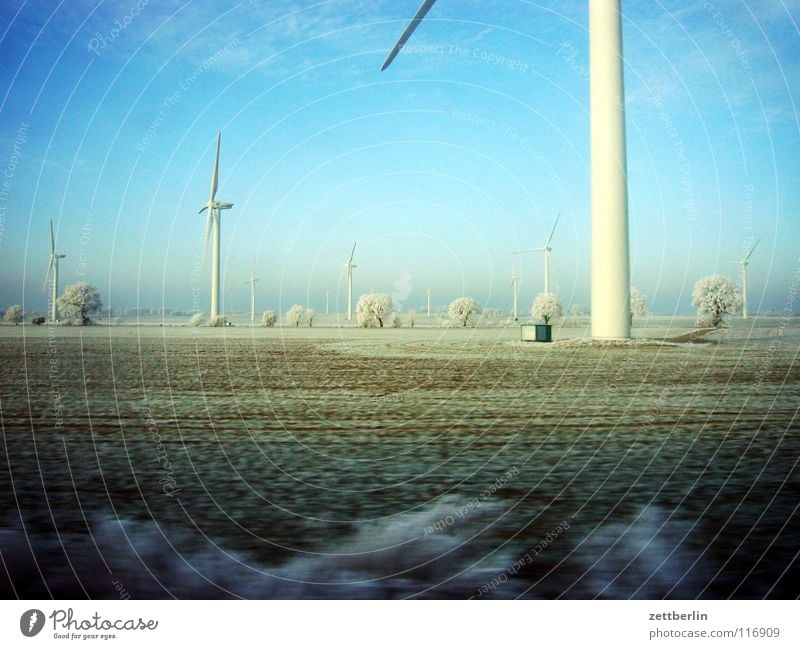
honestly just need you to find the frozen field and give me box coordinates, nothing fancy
[0,316,798,598]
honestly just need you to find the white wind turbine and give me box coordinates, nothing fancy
[245,259,259,324]
[737,239,759,320]
[512,213,559,295]
[382,0,631,338]
[198,131,234,320]
[511,264,520,320]
[43,220,66,322]
[344,242,357,321]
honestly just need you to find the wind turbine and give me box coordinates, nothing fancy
[43,220,66,322]
[382,0,632,339]
[427,287,431,317]
[512,213,559,295]
[737,239,759,320]
[511,264,520,320]
[344,242,357,321]
[198,131,234,320]
[245,259,259,324]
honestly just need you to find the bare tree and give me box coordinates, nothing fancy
[531,293,563,324]
[286,304,306,327]
[448,297,480,327]
[58,283,102,325]
[3,305,23,324]
[692,275,741,327]
[356,293,392,328]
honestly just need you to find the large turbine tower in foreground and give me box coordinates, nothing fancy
[198,131,234,320]
[382,0,632,338]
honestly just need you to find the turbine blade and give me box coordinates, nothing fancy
[545,212,560,247]
[349,241,357,264]
[50,220,55,254]
[381,0,437,71]
[209,131,220,204]
[199,205,209,214]
[745,238,760,260]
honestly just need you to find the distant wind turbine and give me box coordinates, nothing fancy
[198,131,234,320]
[511,264,520,320]
[43,220,66,322]
[344,242,357,321]
[427,287,431,317]
[382,0,632,339]
[512,213,559,295]
[245,259,259,324]
[737,239,759,320]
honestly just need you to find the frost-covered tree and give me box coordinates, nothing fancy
[692,274,741,327]
[208,315,225,327]
[261,310,277,327]
[58,283,102,324]
[189,312,205,327]
[356,293,392,328]
[630,286,647,319]
[531,293,563,324]
[285,304,306,327]
[407,310,417,328]
[3,305,23,324]
[306,308,317,327]
[448,297,480,327]
[391,313,402,328]
[568,304,588,317]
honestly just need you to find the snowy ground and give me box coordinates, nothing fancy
[0,316,797,598]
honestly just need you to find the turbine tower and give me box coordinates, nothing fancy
[511,264,520,321]
[198,131,234,320]
[382,0,632,339]
[737,239,759,320]
[427,287,431,317]
[512,213,559,295]
[344,242,357,321]
[245,259,259,324]
[43,220,66,322]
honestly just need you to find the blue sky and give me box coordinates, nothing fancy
[0,0,798,316]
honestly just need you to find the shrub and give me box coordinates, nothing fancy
[189,313,205,327]
[208,315,225,327]
[261,310,277,327]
